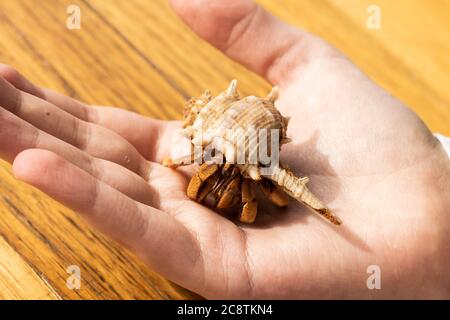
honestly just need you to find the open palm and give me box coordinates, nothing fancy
[1,0,448,299]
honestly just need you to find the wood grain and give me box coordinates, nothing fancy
[0,236,61,299]
[0,0,448,299]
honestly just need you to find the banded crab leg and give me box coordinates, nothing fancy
[215,165,241,209]
[187,163,242,210]
[239,179,258,223]
[188,164,258,224]
[259,179,289,207]
[186,163,220,200]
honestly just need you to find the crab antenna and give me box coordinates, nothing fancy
[226,80,238,96]
[266,86,279,103]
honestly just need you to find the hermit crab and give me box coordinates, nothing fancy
[163,80,341,225]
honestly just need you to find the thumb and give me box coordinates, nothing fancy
[170,0,338,85]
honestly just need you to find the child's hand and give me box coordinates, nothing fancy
[0,0,449,299]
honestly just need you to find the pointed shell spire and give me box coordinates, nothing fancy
[226,79,239,98]
[268,166,341,225]
[266,86,279,103]
[281,137,292,145]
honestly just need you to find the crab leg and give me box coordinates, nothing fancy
[259,179,289,207]
[268,166,341,225]
[186,163,220,200]
[197,170,221,203]
[239,179,258,223]
[216,166,241,209]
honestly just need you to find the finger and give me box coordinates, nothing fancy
[0,75,148,176]
[170,0,339,85]
[0,64,45,98]
[88,106,180,163]
[42,89,177,163]
[0,106,157,207]
[0,64,176,162]
[12,149,203,288]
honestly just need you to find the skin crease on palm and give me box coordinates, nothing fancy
[0,0,449,299]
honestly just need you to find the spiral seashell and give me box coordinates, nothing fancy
[165,80,341,225]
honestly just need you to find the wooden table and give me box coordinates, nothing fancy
[0,0,449,299]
